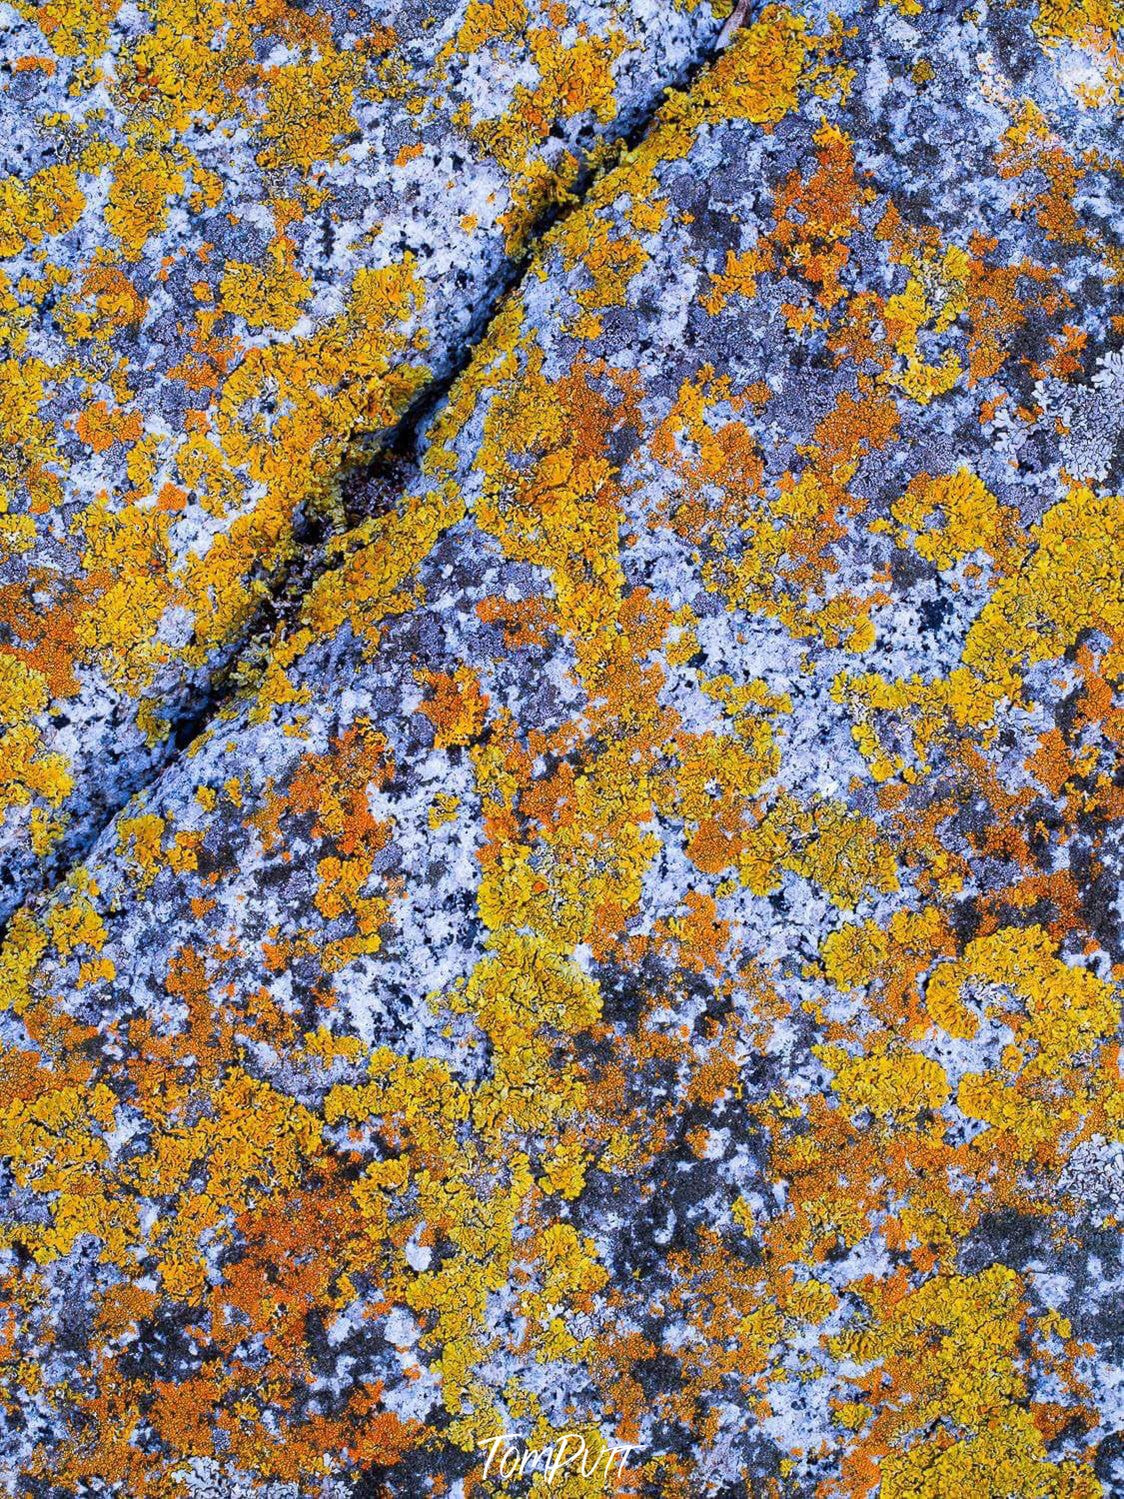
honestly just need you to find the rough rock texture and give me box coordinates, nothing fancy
[0,0,721,918]
[1,0,1124,1495]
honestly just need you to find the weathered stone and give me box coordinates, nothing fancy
[0,0,721,918]
[1,0,1122,1493]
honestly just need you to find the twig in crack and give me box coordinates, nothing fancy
[717,0,750,49]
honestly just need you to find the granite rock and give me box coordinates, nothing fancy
[1,0,1123,1493]
[0,0,721,918]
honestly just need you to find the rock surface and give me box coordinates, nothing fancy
[0,0,721,917]
[1,0,1123,1494]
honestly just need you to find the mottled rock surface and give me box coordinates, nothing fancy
[1,0,1123,1495]
[0,0,721,917]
